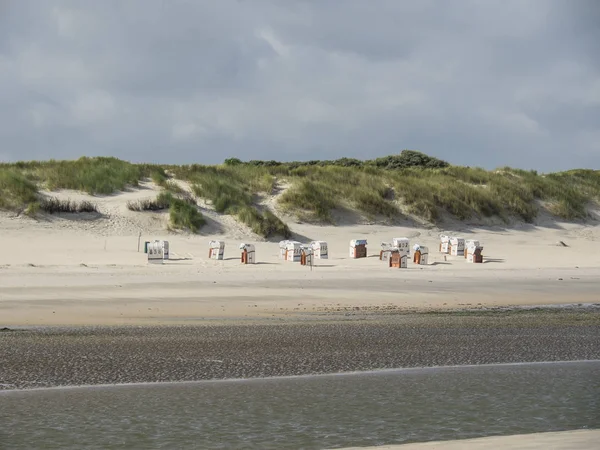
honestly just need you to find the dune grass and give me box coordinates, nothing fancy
[278,166,401,222]
[171,164,290,238]
[2,152,599,229]
[126,191,205,232]
[0,169,38,210]
[127,189,197,212]
[277,164,600,224]
[1,157,170,196]
[39,198,98,214]
[6,157,143,195]
[237,206,292,238]
[278,179,337,222]
[126,195,172,212]
[168,198,205,233]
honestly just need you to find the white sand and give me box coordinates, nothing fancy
[1,185,599,326]
[337,429,600,449]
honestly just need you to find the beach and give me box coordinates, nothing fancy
[2,206,600,386]
[2,205,600,448]
[1,202,600,326]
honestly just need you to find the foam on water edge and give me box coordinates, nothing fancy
[2,359,599,395]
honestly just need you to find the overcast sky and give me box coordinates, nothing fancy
[1,0,598,171]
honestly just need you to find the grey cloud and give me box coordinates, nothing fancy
[0,0,598,171]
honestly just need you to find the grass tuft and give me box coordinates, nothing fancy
[168,198,205,233]
[237,206,292,239]
[39,198,99,214]
[126,195,171,212]
[125,191,204,232]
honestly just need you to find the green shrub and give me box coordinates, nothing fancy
[224,157,242,166]
[371,150,449,169]
[227,149,449,170]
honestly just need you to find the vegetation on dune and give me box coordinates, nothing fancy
[225,149,450,170]
[38,198,99,214]
[276,168,399,222]
[236,206,291,239]
[168,197,205,233]
[170,164,290,238]
[126,191,196,212]
[214,156,600,224]
[0,169,38,211]
[126,191,205,232]
[126,193,172,212]
[147,167,169,187]
[278,179,337,222]
[4,157,142,194]
[1,151,599,230]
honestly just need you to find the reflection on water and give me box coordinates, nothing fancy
[1,361,599,450]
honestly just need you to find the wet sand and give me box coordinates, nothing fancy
[340,429,600,449]
[2,266,599,326]
[2,309,599,390]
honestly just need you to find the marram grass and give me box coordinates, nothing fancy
[1,152,599,231]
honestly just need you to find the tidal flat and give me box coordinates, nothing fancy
[1,309,599,390]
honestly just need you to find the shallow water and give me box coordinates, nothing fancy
[1,361,599,450]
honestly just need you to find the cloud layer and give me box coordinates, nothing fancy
[1,0,598,171]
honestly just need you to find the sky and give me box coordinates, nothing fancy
[0,0,598,171]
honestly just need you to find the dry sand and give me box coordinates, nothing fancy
[338,429,600,449]
[2,188,599,448]
[1,184,600,327]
